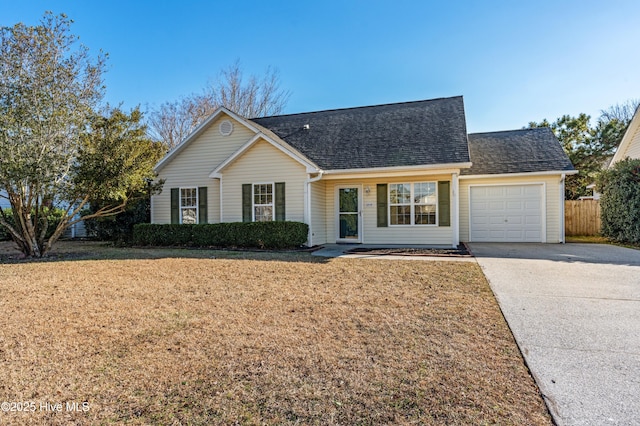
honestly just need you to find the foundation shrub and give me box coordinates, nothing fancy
[133,221,308,249]
[597,158,640,244]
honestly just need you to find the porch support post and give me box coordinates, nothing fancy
[452,172,459,248]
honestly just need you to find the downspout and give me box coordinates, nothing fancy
[452,173,459,248]
[560,173,566,243]
[149,188,155,223]
[219,178,223,223]
[305,171,324,247]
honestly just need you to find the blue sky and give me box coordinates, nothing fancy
[2,0,639,132]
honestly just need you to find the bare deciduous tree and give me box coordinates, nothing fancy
[599,99,640,125]
[146,95,213,151]
[210,61,290,119]
[148,60,290,149]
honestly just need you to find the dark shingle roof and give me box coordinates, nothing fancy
[463,128,575,175]
[252,96,470,170]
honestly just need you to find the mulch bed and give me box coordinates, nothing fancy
[346,243,472,257]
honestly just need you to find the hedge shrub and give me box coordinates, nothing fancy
[133,221,309,249]
[83,198,149,244]
[0,208,66,242]
[597,158,640,244]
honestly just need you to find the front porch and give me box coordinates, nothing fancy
[307,172,461,247]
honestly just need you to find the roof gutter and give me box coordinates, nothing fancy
[459,169,578,179]
[321,162,473,176]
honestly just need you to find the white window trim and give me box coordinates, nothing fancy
[388,182,438,227]
[252,182,275,222]
[179,187,199,224]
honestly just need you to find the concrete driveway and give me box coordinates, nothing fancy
[469,243,640,426]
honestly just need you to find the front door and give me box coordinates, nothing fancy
[337,186,361,243]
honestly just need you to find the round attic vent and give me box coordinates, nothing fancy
[219,120,233,136]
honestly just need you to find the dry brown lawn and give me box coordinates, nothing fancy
[0,241,551,425]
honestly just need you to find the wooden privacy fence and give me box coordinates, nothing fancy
[565,199,601,236]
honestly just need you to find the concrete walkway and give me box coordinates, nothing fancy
[470,243,640,426]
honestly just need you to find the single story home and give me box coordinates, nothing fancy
[151,96,576,246]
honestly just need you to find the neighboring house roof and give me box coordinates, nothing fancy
[610,104,640,166]
[252,96,470,170]
[463,128,575,175]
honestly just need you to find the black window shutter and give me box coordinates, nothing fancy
[438,181,451,227]
[275,182,286,221]
[198,187,207,224]
[242,184,252,222]
[170,188,179,224]
[377,184,388,227]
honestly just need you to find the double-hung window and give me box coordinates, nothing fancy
[180,188,198,224]
[389,183,412,225]
[253,183,274,222]
[170,187,207,224]
[242,182,285,222]
[389,182,437,225]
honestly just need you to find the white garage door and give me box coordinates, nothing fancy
[470,185,543,242]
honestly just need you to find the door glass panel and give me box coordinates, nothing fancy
[339,188,358,213]
[339,188,359,240]
[339,214,358,239]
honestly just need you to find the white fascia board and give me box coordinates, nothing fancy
[611,106,640,166]
[209,132,320,178]
[459,170,578,180]
[154,107,261,173]
[320,162,472,180]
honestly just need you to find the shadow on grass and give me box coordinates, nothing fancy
[0,240,330,265]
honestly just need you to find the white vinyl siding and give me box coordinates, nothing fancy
[459,175,563,243]
[222,139,307,223]
[623,125,640,160]
[152,114,255,224]
[310,180,327,245]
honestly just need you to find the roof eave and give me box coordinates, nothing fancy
[318,162,472,179]
[459,169,578,179]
